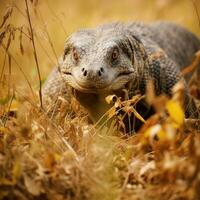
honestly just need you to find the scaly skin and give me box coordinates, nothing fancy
[42,21,200,131]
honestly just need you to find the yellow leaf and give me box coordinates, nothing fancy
[0,127,9,134]
[0,178,15,186]
[6,99,18,112]
[12,160,21,180]
[144,124,161,138]
[166,100,184,126]
[144,124,167,142]
[157,128,166,140]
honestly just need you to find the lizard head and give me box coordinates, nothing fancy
[60,23,147,95]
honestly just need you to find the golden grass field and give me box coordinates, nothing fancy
[0,0,200,200]
[0,0,200,87]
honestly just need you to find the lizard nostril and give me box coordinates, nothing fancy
[100,67,104,73]
[83,70,87,76]
[81,68,85,72]
[98,71,102,76]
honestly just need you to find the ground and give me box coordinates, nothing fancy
[0,1,200,200]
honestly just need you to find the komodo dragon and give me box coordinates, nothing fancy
[42,21,200,133]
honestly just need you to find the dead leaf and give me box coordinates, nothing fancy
[166,100,184,126]
[105,95,118,104]
[24,175,42,196]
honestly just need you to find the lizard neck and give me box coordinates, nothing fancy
[72,89,112,122]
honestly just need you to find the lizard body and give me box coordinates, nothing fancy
[42,21,200,132]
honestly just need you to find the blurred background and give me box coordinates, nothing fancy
[0,0,200,90]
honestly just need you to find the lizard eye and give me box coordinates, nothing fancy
[63,46,71,60]
[111,48,119,61]
[72,47,79,62]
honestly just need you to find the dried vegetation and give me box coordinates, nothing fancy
[0,0,200,199]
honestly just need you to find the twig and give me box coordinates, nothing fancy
[3,91,14,127]
[0,50,7,81]
[25,0,43,108]
[8,54,11,97]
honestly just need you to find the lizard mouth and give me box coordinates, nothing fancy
[62,71,135,93]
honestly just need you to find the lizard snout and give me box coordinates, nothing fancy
[80,67,105,80]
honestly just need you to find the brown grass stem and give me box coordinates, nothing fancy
[25,0,43,109]
[0,50,7,82]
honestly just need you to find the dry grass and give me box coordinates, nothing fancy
[0,0,200,199]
